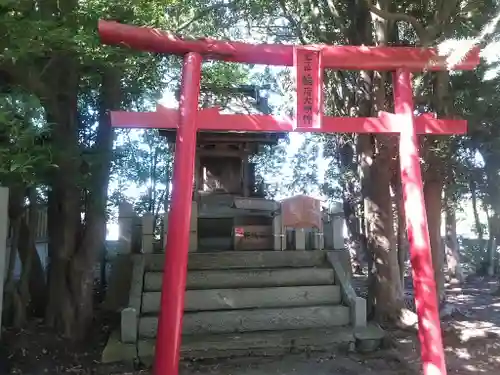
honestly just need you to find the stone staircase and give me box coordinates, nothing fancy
[103,250,381,364]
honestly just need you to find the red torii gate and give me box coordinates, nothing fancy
[98,20,479,375]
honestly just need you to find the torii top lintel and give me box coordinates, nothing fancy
[98,20,479,71]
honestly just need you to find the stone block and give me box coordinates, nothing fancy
[295,229,306,250]
[121,307,138,343]
[144,250,327,271]
[102,254,133,312]
[143,267,334,291]
[354,323,385,352]
[138,327,355,361]
[118,202,135,254]
[128,255,145,312]
[138,305,350,337]
[102,330,137,363]
[352,296,367,328]
[141,212,154,253]
[141,285,341,313]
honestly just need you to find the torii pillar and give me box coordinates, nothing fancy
[98,19,480,375]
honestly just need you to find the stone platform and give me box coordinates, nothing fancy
[102,250,381,364]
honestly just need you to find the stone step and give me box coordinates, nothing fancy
[138,305,350,338]
[137,327,356,363]
[141,285,342,313]
[144,250,327,271]
[143,267,335,291]
[102,324,385,364]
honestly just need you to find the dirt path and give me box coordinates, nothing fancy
[179,351,414,375]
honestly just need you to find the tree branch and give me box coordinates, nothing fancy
[175,1,237,33]
[364,0,427,42]
[425,0,460,41]
[277,0,309,44]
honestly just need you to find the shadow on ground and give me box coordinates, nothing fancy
[4,276,500,374]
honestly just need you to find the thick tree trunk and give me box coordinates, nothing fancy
[423,178,445,304]
[46,179,81,336]
[361,137,404,322]
[43,52,83,337]
[77,68,122,325]
[339,143,364,274]
[349,0,404,322]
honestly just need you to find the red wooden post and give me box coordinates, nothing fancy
[393,69,447,375]
[153,52,202,375]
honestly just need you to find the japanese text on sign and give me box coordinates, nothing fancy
[294,47,323,129]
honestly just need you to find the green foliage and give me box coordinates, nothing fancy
[251,140,288,199]
[286,134,320,196]
[0,92,52,186]
[110,129,172,216]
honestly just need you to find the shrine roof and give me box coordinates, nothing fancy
[159,129,287,146]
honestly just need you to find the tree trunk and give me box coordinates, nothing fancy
[487,215,499,276]
[361,136,404,322]
[444,189,464,283]
[76,67,122,327]
[482,152,500,273]
[470,177,484,248]
[43,51,83,337]
[423,178,445,304]
[347,0,404,322]
[339,143,364,274]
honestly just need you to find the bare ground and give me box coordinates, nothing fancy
[4,275,500,375]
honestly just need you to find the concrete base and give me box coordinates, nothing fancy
[101,324,386,364]
[101,331,137,364]
[354,323,385,352]
[138,327,356,363]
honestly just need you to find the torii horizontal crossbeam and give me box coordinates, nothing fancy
[110,106,467,135]
[98,20,479,71]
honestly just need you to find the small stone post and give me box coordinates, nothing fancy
[189,201,198,252]
[295,229,306,250]
[103,201,135,311]
[0,187,8,337]
[313,222,325,250]
[141,212,154,253]
[332,202,345,250]
[272,207,285,250]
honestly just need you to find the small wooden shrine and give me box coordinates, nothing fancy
[160,85,287,251]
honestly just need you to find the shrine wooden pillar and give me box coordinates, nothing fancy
[153,52,202,375]
[393,69,445,374]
